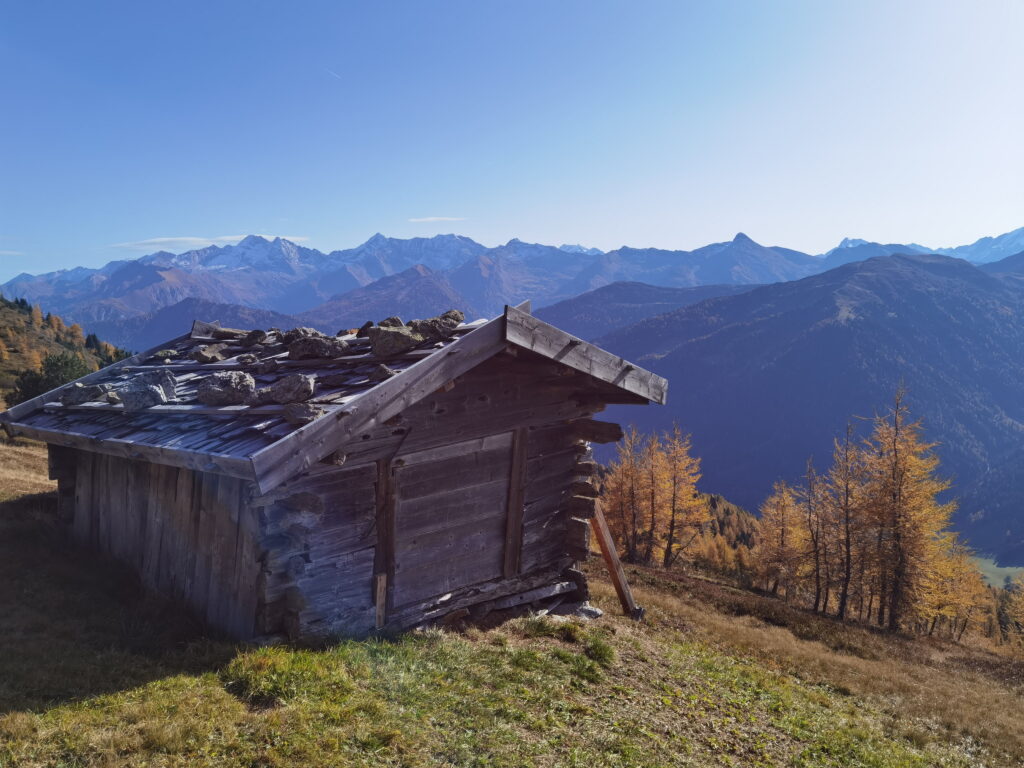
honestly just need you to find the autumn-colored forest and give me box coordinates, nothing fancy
[0,294,127,402]
[601,392,1024,650]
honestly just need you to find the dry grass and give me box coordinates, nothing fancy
[598,566,1024,761]
[0,436,1021,766]
[0,437,55,501]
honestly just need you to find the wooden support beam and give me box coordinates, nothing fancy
[589,500,644,620]
[567,480,599,498]
[566,517,591,561]
[572,419,624,444]
[567,495,597,519]
[502,427,528,578]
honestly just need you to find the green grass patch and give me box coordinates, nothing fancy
[0,461,1015,767]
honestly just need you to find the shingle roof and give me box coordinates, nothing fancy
[1,305,667,493]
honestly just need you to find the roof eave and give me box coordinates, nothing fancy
[502,305,668,405]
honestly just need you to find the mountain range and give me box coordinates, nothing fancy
[8,226,1024,340]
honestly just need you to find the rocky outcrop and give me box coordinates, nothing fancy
[60,382,113,406]
[287,335,349,360]
[366,325,424,357]
[196,372,257,406]
[260,373,316,405]
[365,309,465,357]
[283,402,326,426]
[119,370,177,412]
[191,343,229,363]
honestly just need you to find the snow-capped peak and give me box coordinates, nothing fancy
[837,237,870,249]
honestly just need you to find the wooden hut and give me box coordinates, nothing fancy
[0,304,666,640]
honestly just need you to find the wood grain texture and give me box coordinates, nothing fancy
[503,305,668,405]
[502,427,528,578]
[590,500,644,619]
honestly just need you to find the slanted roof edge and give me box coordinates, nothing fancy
[7,419,259,482]
[502,305,668,405]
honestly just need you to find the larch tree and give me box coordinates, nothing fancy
[823,424,866,621]
[640,433,666,565]
[862,389,955,632]
[660,425,706,568]
[602,425,645,563]
[67,323,86,346]
[755,481,804,599]
[797,460,829,613]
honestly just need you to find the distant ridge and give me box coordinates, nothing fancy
[595,252,1024,565]
[535,281,756,341]
[5,226,1022,327]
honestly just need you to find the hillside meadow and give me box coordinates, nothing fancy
[0,438,1022,767]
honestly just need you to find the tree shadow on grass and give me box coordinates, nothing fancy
[0,490,238,714]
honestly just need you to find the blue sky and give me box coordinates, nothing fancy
[1,0,1022,280]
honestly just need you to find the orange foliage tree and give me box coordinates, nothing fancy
[602,424,706,567]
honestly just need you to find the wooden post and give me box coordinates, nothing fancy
[502,427,528,577]
[589,500,644,620]
[374,458,396,629]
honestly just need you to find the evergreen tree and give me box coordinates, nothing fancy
[8,351,92,405]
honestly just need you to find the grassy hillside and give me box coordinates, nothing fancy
[0,439,1022,767]
[0,295,126,394]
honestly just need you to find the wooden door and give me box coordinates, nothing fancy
[390,433,514,608]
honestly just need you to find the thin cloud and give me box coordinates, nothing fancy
[408,217,466,223]
[112,234,309,251]
[325,68,344,81]
[0,250,24,257]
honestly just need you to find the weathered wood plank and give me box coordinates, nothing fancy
[384,562,570,631]
[375,573,387,630]
[1,422,258,483]
[374,458,396,623]
[45,402,345,417]
[396,451,512,501]
[73,451,94,545]
[503,305,668,405]
[572,419,624,444]
[566,517,592,561]
[250,314,509,493]
[396,432,512,469]
[394,480,509,533]
[502,427,528,578]
[590,500,644,620]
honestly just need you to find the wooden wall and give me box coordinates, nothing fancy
[251,462,378,639]
[254,351,606,639]
[49,349,614,641]
[51,447,262,639]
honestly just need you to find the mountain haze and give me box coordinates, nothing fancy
[534,282,756,341]
[597,253,1024,564]
[7,227,1023,329]
[1,232,820,325]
